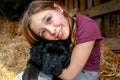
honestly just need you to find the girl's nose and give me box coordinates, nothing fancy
[46,25,57,35]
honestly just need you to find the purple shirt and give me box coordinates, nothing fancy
[75,14,103,71]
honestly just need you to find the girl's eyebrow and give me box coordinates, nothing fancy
[42,13,51,21]
[42,16,46,21]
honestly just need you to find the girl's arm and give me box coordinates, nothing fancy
[59,40,95,80]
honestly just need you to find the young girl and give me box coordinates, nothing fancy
[15,0,103,80]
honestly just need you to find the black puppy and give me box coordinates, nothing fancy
[22,38,71,80]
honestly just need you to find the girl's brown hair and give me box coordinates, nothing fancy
[22,0,77,47]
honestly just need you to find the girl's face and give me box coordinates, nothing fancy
[30,9,70,40]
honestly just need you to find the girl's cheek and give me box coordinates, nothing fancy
[52,18,62,26]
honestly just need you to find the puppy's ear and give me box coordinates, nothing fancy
[62,36,71,48]
[30,42,44,66]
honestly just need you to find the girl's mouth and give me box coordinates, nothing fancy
[56,26,63,39]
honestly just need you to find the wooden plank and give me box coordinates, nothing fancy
[69,0,73,10]
[80,0,86,11]
[110,13,117,37]
[65,0,69,9]
[116,21,120,37]
[74,0,78,8]
[93,0,101,6]
[102,38,120,51]
[104,15,110,37]
[80,0,120,17]
[87,0,93,8]
[116,12,120,37]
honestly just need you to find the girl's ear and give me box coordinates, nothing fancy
[53,2,63,13]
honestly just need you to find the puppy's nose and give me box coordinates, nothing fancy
[50,64,56,69]
[50,56,57,69]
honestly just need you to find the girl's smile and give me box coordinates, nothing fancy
[56,26,63,39]
[30,9,70,40]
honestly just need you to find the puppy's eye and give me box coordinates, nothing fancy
[46,53,50,57]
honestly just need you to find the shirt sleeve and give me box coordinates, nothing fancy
[76,21,103,44]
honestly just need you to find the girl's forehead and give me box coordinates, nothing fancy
[31,9,60,22]
[32,10,54,20]
[31,11,47,24]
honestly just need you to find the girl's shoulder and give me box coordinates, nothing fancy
[75,14,95,24]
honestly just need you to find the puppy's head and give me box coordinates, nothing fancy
[41,40,71,75]
[30,39,71,76]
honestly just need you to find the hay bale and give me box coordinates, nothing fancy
[0,17,41,80]
[116,54,120,76]
[97,43,120,80]
[0,36,30,80]
[97,76,120,80]
[0,16,22,39]
[100,44,119,76]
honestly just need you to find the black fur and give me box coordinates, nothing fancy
[22,38,71,80]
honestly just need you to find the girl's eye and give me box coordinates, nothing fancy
[41,30,46,37]
[46,17,52,24]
